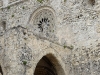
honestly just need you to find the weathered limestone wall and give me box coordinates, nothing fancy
[0,0,100,75]
[2,26,70,75]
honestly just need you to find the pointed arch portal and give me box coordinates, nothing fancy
[34,56,57,75]
[34,54,65,75]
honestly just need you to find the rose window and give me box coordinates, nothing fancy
[32,9,55,38]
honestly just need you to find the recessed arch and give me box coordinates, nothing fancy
[34,53,65,75]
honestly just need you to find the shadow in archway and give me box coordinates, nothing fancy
[34,56,57,75]
[34,54,65,75]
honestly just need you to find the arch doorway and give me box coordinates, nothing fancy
[34,54,65,75]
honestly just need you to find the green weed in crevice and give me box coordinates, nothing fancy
[37,0,44,3]
[64,0,67,2]
[22,61,27,65]
[7,6,10,9]
[12,15,14,17]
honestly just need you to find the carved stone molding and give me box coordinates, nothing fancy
[29,7,56,40]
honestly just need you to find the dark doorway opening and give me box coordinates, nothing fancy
[34,56,57,75]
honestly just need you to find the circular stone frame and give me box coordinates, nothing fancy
[29,6,56,39]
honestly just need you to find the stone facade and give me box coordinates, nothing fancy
[0,0,100,75]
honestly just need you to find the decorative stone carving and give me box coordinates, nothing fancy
[31,8,55,39]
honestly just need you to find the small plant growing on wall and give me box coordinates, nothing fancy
[22,61,27,65]
[63,45,67,49]
[64,0,67,2]
[7,6,10,9]
[22,6,25,9]
[12,15,14,17]
[37,0,44,3]
[63,45,74,50]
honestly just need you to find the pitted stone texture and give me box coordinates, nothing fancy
[18,44,33,67]
[0,0,100,75]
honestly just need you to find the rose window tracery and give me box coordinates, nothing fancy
[38,18,50,32]
[32,9,55,38]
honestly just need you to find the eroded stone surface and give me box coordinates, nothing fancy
[0,0,100,75]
